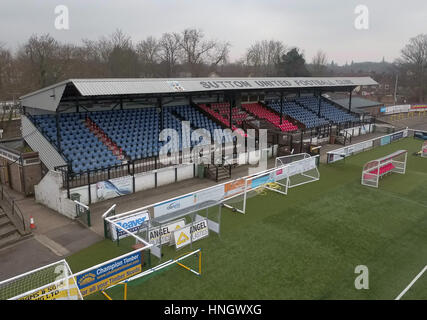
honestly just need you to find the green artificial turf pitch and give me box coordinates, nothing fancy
[66,138,427,300]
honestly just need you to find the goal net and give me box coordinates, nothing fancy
[100,249,202,300]
[361,150,408,188]
[0,260,82,300]
[276,153,320,189]
[224,153,319,214]
[223,165,289,214]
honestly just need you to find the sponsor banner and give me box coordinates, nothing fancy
[381,105,411,115]
[112,210,150,240]
[250,173,274,189]
[153,185,225,219]
[328,141,372,163]
[18,278,80,300]
[414,131,427,140]
[403,129,408,138]
[380,136,391,146]
[148,219,186,245]
[345,140,373,155]
[195,214,220,234]
[174,219,209,249]
[411,105,427,110]
[224,178,246,199]
[153,194,196,218]
[76,252,142,297]
[274,167,287,181]
[327,153,345,163]
[391,131,404,142]
[194,185,225,204]
[96,176,132,201]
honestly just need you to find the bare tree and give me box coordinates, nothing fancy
[208,41,230,66]
[245,40,287,76]
[0,44,13,99]
[18,34,68,88]
[159,32,182,77]
[179,28,226,76]
[398,34,427,102]
[311,50,328,76]
[136,36,160,77]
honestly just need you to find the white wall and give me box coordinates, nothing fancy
[340,124,373,137]
[35,148,275,217]
[34,170,76,219]
[135,172,155,192]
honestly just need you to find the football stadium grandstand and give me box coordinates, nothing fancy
[4,76,427,301]
[18,77,375,215]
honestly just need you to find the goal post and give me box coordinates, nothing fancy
[232,165,289,214]
[0,260,82,300]
[224,153,320,214]
[276,153,320,189]
[422,141,427,158]
[361,150,408,188]
[100,249,202,300]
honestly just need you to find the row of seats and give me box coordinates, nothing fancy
[296,97,359,124]
[89,108,160,159]
[170,105,234,145]
[34,100,323,173]
[33,114,122,172]
[206,103,254,126]
[242,103,299,132]
[364,163,395,180]
[266,100,329,129]
[199,103,238,131]
[33,105,236,172]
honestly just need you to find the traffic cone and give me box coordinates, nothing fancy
[30,216,36,229]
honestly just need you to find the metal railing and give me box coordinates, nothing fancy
[0,186,27,232]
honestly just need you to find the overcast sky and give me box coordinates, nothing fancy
[1,0,426,65]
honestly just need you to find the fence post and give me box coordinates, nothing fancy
[155,171,157,188]
[87,208,91,227]
[87,170,91,205]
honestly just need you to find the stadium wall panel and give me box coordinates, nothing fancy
[177,164,194,181]
[135,172,156,192]
[34,170,76,219]
[157,167,176,187]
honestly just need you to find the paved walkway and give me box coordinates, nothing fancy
[88,159,277,235]
[0,186,102,281]
[378,114,427,131]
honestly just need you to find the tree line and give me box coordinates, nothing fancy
[0,28,426,103]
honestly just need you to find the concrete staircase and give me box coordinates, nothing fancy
[0,209,23,249]
[206,164,231,182]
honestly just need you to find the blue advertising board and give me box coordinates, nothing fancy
[76,251,142,297]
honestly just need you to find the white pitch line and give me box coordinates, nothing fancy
[395,265,427,300]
